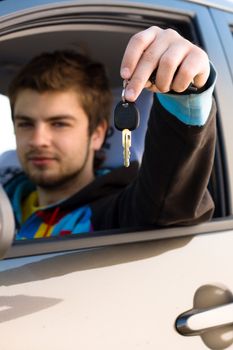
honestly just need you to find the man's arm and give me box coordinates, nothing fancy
[93,91,216,229]
[93,26,216,229]
[131,93,216,227]
[120,25,216,226]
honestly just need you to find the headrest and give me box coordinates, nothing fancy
[0,88,153,172]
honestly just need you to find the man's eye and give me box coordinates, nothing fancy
[17,122,33,128]
[52,122,70,128]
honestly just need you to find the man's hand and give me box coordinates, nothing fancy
[120,26,210,102]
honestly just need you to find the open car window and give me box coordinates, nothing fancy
[0,0,231,259]
[0,94,15,156]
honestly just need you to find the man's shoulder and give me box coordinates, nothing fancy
[0,167,24,186]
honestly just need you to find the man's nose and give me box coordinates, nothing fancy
[29,125,50,147]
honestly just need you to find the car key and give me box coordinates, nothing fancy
[114,101,140,167]
[114,80,140,167]
[122,128,131,167]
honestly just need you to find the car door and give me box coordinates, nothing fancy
[0,1,233,350]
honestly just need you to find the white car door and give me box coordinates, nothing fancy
[0,223,233,350]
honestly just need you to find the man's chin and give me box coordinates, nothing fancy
[26,170,81,189]
[27,172,64,188]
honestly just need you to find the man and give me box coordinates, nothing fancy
[4,26,216,239]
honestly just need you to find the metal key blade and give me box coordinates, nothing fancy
[122,128,131,167]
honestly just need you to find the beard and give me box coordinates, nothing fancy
[26,166,87,189]
[20,142,91,190]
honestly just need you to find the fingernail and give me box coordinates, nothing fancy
[125,88,135,101]
[121,67,130,79]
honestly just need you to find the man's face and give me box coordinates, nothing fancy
[14,89,105,189]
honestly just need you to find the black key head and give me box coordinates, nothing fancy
[114,101,140,131]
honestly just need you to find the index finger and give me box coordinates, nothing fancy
[120,26,162,80]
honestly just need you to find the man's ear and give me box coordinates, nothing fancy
[90,120,108,151]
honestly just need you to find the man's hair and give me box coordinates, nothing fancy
[8,50,113,169]
[8,50,112,135]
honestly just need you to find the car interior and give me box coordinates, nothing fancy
[0,3,230,257]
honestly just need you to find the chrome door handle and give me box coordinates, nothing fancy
[176,302,233,336]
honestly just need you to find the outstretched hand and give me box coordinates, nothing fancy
[120,26,210,101]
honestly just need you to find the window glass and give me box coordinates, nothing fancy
[0,94,16,156]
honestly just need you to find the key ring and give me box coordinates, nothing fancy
[121,79,129,105]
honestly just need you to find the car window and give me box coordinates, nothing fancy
[0,94,15,156]
[0,1,231,258]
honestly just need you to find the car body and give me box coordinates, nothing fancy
[0,0,233,349]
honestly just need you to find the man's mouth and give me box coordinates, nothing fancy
[27,155,57,166]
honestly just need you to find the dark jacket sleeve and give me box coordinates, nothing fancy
[93,94,216,229]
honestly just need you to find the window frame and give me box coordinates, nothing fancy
[0,0,232,259]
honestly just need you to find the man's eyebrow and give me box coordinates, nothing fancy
[46,115,77,122]
[14,114,77,121]
[14,115,32,120]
